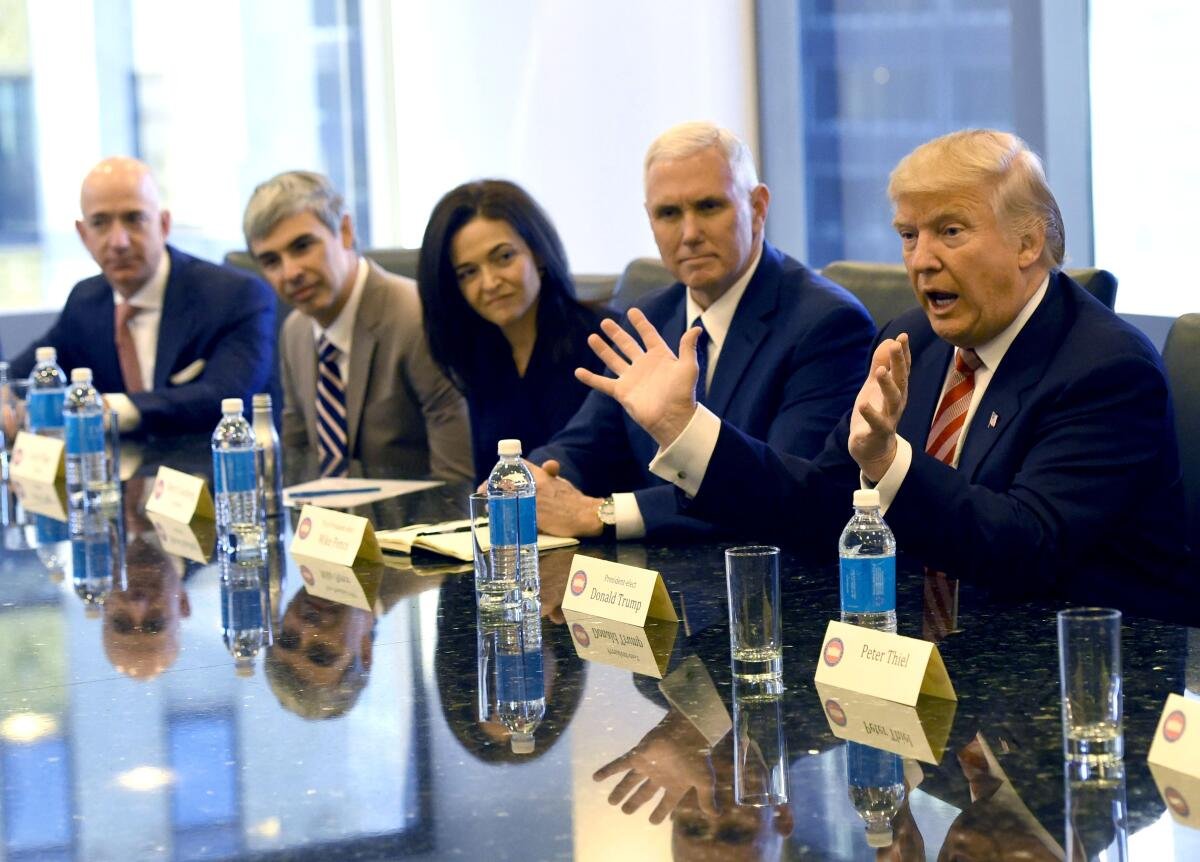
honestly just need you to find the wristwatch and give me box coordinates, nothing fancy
[597,495,617,539]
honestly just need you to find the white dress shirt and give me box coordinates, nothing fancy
[613,244,763,539]
[310,258,368,380]
[105,252,170,431]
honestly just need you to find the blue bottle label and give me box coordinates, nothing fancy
[213,449,256,494]
[35,515,69,544]
[496,650,545,701]
[847,741,904,786]
[229,588,264,629]
[839,555,896,613]
[517,495,537,546]
[27,390,64,430]
[64,412,105,455]
[489,496,520,546]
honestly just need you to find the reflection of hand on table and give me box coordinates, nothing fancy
[593,708,719,824]
[537,548,577,624]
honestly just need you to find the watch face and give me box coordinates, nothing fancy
[598,497,617,526]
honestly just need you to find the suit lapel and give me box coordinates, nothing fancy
[957,276,1066,478]
[704,245,780,415]
[154,249,189,388]
[343,269,381,454]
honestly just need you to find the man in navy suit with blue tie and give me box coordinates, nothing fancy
[528,122,875,540]
[576,130,1188,602]
[9,157,275,436]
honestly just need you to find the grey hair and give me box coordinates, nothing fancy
[243,170,347,247]
[643,121,759,197]
[888,129,1065,270]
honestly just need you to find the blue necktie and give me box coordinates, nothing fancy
[692,316,710,405]
[316,336,348,476]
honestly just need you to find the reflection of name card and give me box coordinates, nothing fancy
[1149,693,1200,776]
[814,621,956,706]
[9,432,65,483]
[1150,762,1200,829]
[145,466,215,522]
[563,609,677,679]
[559,553,677,626]
[815,682,957,764]
[147,512,215,564]
[660,655,732,746]
[10,478,68,522]
[289,504,382,566]
[293,554,382,612]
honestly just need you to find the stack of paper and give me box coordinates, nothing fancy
[376,519,578,563]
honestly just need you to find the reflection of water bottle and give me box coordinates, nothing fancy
[34,514,71,580]
[846,741,906,849]
[211,398,265,561]
[487,439,539,596]
[70,506,123,614]
[496,597,545,754]
[252,393,283,518]
[26,347,67,439]
[220,555,270,675]
[839,489,897,632]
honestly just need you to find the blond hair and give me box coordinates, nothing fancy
[888,129,1064,269]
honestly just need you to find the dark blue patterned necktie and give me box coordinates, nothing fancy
[692,316,710,405]
[316,336,348,476]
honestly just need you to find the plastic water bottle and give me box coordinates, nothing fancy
[220,555,269,675]
[487,439,539,596]
[496,597,546,754]
[70,506,122,614]
[846,741,906,849]
[839,489,897,632]
[26,347,67,438]
[252,393,283,518]
[211,397,266,561]
[63,368,114,507]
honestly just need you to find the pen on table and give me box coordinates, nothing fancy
[289,486,382,500]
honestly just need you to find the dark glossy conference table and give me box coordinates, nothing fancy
[1,437,1198,861]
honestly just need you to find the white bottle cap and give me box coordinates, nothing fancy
[865,825,893,848]
[70,367,92,383]
[497,438,523,457]
[510,732,535,754]
[853,489,881,508]
[222,397,244,414]
[35,346,58,362]
[252,392,272,408]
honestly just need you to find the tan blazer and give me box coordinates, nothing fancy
[279,260,473,481]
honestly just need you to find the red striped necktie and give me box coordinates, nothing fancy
[923,347,982,642]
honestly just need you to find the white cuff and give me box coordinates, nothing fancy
[104,393,142,433]
[648,405,721,498]
[613,492,645,540]
[864,436,913,515]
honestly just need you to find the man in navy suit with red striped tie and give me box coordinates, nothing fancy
[576,130,1189,605]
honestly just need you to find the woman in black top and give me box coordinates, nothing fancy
[418,180,605,484]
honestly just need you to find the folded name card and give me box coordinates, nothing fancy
[1149,693,1200,777]
[293,554,383,612]
[559,553,678,626]
[145,466,215,523]
[815,682,958,764]
[563,609,678,679]
[814,620,956,706]
[147,512,215,564]
[10,477,68,522]
[289,504,382,566]
[9,431,65,483]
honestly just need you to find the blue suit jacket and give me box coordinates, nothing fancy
[11,246,276,435]
[530,242,875,538]
[689,271,1189,601]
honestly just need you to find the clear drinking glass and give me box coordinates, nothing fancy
[725,545,783,682]
[1058,607,1123,767]
[469,492,520,615]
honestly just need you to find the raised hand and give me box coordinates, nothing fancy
[848,334,911,483]
[575,308,701,449]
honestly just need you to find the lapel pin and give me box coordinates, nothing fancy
[988,411,999,429]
